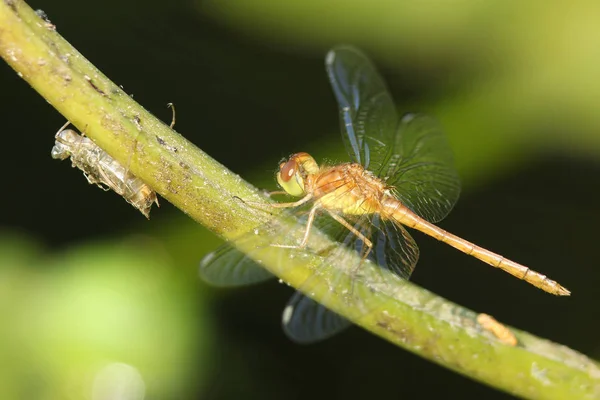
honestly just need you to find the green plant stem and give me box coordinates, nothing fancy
[1,1,599,398]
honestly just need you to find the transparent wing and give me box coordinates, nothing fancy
[282,292,352,344]
[384,114,461,222]
[199,244,275,287]
[326,45,398,173]
[200,186,421,343]
[198,207,322,289]
[368,213,420,280]
[327,46,460,223]
[199,212,355,343]
[281,212,420,343]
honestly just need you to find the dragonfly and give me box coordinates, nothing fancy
[52,121,159,218]
[200,45,569,343]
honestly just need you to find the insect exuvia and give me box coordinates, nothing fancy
[51,122,159,218]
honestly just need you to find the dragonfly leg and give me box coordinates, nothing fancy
[326,211,373,260]
[240,193,313,211]
[266,194,313,209]
[264,190,289,198]
[167,103,176,129]
[326,211,374,294]
[271,203,319,249]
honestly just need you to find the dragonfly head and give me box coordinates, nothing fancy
[276,152,319,197]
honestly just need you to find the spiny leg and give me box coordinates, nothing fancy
[233,193,316,248]
[326,211,373,261]
[239,190,292,202]
[271,203,320,249]
[264,190,289,198]
[238,193,313,212]
[326,211,374,293]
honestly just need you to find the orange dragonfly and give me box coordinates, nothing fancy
[200,45,569,343]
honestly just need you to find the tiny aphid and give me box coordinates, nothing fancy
[477,313,518,346]
[51,122,159,218]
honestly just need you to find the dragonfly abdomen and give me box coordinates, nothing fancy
[384,198,570,296]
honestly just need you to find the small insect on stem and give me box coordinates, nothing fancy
[51,121,159,218]
[477,313,518,346]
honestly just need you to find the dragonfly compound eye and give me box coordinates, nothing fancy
[279,159,298,183]
[277,158,306,197]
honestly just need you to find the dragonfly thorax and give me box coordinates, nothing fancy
[312,163,389,216]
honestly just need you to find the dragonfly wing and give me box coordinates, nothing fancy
[384,114,461,223]
[279,212,419,343]
[327,46,460,223]
[369,213,420,280]
[199,244,275,287]
[198,206,336,289]
[282,291,352,344]
[326,45,398,172]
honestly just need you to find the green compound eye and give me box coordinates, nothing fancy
[277,157,305,197]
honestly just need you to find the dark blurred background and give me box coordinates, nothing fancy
[1,0,599,399]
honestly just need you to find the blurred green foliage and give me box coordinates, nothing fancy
[0,233,212,399]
